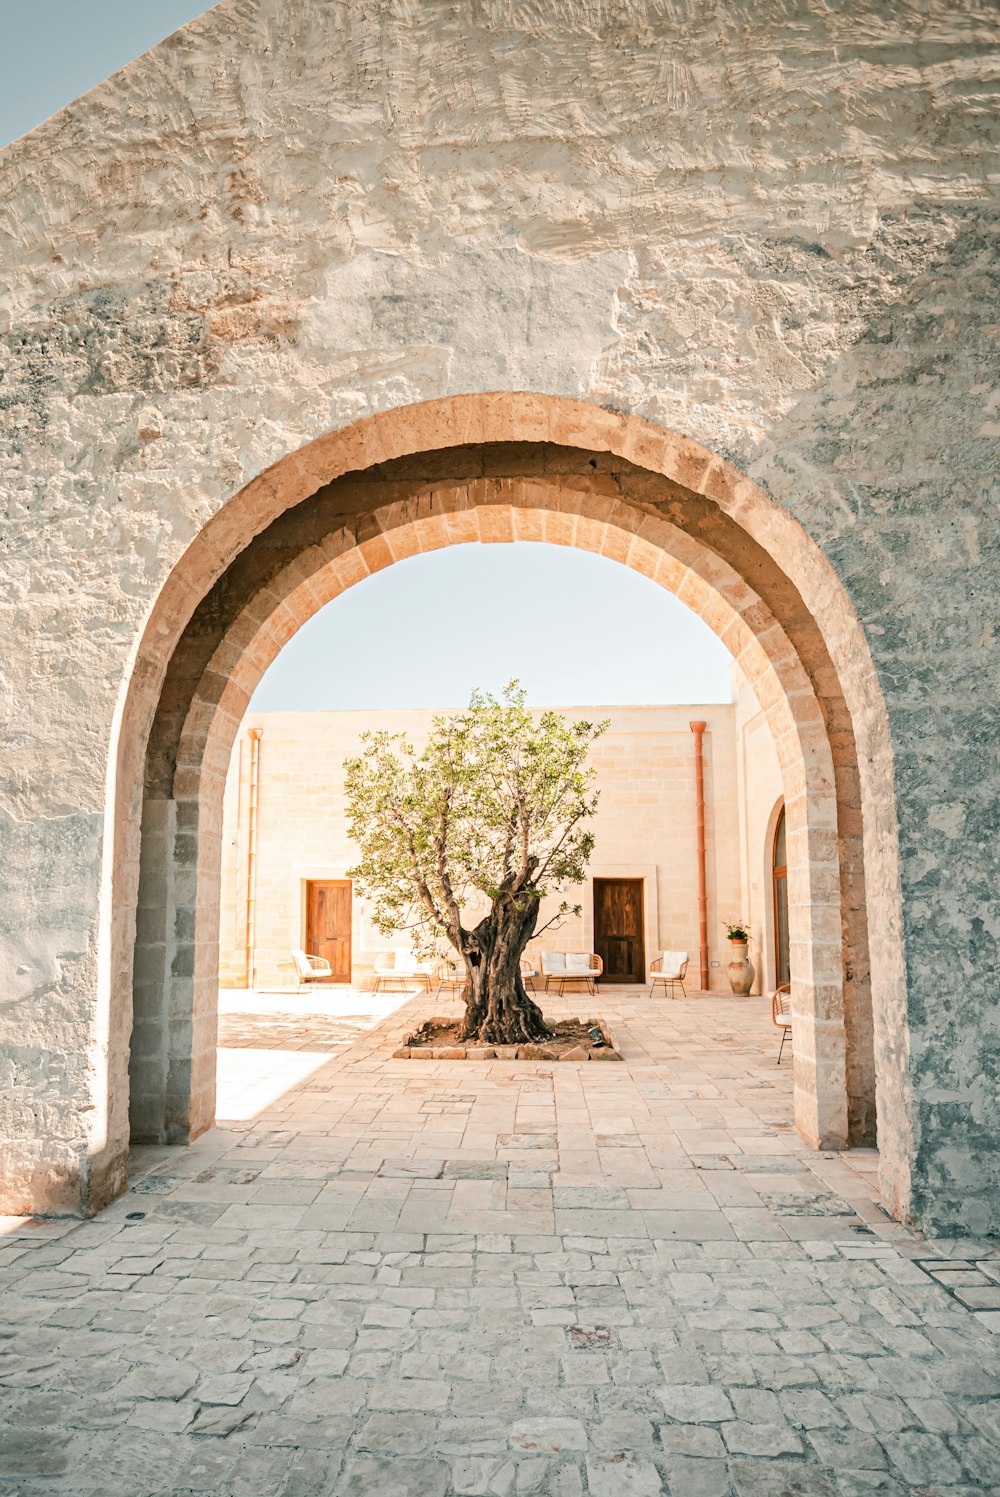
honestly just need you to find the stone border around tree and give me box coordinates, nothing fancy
[392,1017,622,1062]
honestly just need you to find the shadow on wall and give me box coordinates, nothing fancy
[750,207,1000,1235]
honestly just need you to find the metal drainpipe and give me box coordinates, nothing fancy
[689,721,710,991]
[245,727,263,989]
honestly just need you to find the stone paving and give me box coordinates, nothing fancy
[3,986,1000,1496]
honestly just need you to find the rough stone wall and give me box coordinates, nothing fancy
[217,705,743,992]
[754,218,1000,1233]
[0,0,997,1227]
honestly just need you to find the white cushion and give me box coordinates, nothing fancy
[541,951,566,973]
[394,952,417,974]
[565,952,592,974]
[658,950,687,978]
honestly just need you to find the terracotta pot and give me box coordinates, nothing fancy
[727,940,754,995]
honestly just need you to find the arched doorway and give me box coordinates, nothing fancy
[105,395,905,1219]
[772,805,790,989]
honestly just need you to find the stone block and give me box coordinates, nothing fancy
[511,1418,587,1453]
[338,1456,449,1496]
[586,1453,664,1496]
[656,1385,734,1423]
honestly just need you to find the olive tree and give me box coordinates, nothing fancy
[345,683,605,1044]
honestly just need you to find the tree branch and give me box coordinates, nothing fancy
[434,787,464,947]
[532,906,576,939]
[388,795,453,940]
[533,801,591,886]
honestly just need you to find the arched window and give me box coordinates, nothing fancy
[772,807,790,985]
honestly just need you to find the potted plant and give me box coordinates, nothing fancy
[723,919,755,995]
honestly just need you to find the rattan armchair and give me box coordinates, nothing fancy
[435,961,467,999]
[290,948,332,985]
[648,951,689,998]
[772,982,792,1064]
[519,955,540,994]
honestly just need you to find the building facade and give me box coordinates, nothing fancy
[218,695,784,995]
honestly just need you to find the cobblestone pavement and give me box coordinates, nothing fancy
[3,987,1000,1496]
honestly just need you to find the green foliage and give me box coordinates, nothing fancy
[344,682,606,960]
[723,919,751,943]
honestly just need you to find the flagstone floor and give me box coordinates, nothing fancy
[3,986,1000,1496]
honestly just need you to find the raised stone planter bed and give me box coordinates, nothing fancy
[393,1017,622,1062]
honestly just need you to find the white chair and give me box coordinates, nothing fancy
[541,951,602,996]
[519,955,539,994]
[648,950,689,998]
[290,948,332,986]
[372,950,435,993]
[772,982,792,1064]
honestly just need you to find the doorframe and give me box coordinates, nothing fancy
[302,873,354,984]
[581,866,658,962]
[587,868,656,983]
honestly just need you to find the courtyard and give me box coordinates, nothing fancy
[3,989,1000,1495]
[1,5,998,1494]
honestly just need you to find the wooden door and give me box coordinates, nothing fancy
[305,880,352,983]
[593,878,644,984]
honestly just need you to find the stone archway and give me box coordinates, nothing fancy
[103,395,908,1222]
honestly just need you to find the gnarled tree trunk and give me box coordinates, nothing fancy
[455,895,551,1045]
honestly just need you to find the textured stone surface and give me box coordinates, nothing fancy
[0,1,997,1229]
[1,988,999,1495]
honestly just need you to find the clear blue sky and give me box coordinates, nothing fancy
[0,3,215,147]
[251,545,732,710]
[4,7,732,712]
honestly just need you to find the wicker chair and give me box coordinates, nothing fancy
[519,955,540,994]
[772,982,793,1064]
[648,951,689,998]
[540,951,603,996]
[435,961,467,999]
[290,948,332,986]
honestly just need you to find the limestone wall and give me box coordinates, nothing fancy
[0,0,997,1229]
[218,705,743,994]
